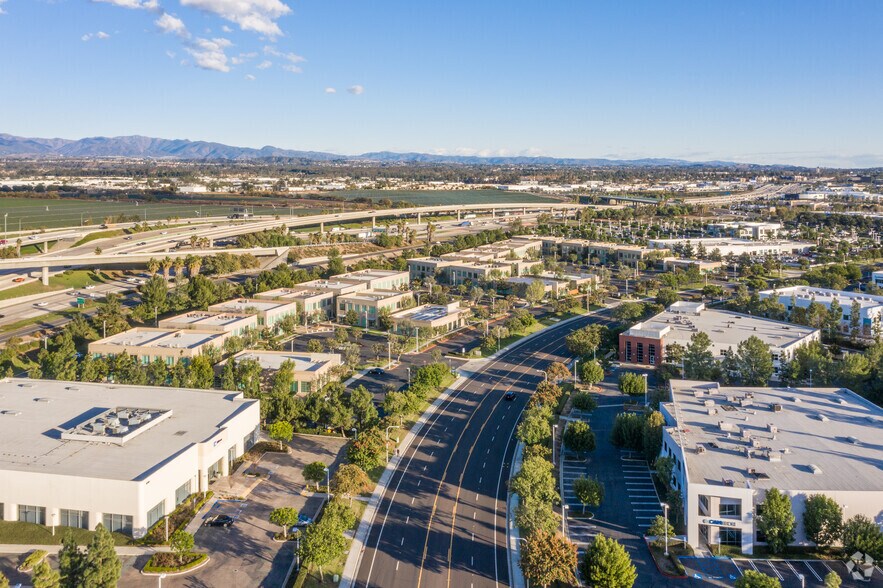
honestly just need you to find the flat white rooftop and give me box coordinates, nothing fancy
[95,328,225,350]
[209,298,294,313]
[338,289,408,303]
[160,312,254,328]
[0,379,256,481]
[255,288,332,300]
[761,286,883,309]
[624,305,817,352]
[233,350,341,372]
[666,380,883,492]
[392,304,464,322]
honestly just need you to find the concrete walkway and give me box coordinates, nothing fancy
[506,441,528,588]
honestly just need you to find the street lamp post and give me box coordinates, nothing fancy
[660,502,670,556]
[406,367,411,385]
[385,425,400,462]
[323,466,331,506]
[561,504,569,536]
[552,424,558,466]
[643,373,649,407]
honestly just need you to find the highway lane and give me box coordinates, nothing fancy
[353,311,616,588]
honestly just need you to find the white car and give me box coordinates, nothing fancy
[35,302,49,307]
[84,285,95,290]
[160,231,168,235]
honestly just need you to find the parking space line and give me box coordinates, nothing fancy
[732,560,743,577]
[803,561,822,582]
[784,560,800,579]
[748,560,759,572]
[765,561,784,580]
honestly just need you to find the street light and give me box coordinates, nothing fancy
[552,424,559,466]
[385,425,401,462]
[406,367,411,385]
[323,466,331,506]
[561,504,569,536]
[642,373,649,407]
[660,502,670,556]
[540,369,548,381]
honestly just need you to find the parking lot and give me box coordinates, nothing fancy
[619,449,664,532]
[681,556,883,587]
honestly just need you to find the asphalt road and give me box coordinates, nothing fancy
[352,310,618,588]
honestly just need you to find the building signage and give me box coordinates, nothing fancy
[701,518,738,528]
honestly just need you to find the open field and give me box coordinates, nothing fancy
[332,189,561,205]
[0,269,107,301]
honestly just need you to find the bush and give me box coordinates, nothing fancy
[618,372,645,396]
[18,549,47,571]
[572,392,598,411]
[143,552,207,573]
[610,412,645,451]
[563,421,596,453]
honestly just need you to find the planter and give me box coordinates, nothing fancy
[141,553,210,576]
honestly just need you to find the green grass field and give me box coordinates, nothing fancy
[0,269,107,302]
[0,521,131,546]
[332,189,560,206]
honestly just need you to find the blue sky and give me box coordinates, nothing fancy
[1,0,882,166]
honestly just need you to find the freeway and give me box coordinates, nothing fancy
[351,309,618,588]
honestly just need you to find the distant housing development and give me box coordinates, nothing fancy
[0,379,259,538]
[759,286,883,338]
[662,380,883,554]
[619,302,818,377]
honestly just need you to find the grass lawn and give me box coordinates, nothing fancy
[648,542,694,576]
[293,501,367,588]
[0,269,108,302]
[0,521,131,546]
[713,544,845,560]
[73,229,125,247]
[480,317,557,357]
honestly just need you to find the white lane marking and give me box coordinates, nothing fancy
[406,516,410,524]
[396,561,400,571]
[803,562,821,582]
[401,537,405,545]
[765,561,784,580]
[731,559,743,577]
[478,477,482,483]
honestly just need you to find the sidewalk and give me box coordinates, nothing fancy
[506,441,528,588]
[0,544,171,555]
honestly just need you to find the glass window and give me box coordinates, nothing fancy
[0,503,3,520]
[18,505,45,525]
[60,509,88,529]
[636,343,644,363]
[720,503,741,518]
[626,341,632,362]
[146,500,165,528]
[102,513,133,535]
[720,529,742,546]
[175,481,192,506]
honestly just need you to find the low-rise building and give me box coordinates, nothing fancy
[662,258,724,274]
[707,222,783,240]
[232,350,342,395]
[297,278,370,299]
[207,298,299,328]
[448,261,512,286]
[88,328,229,366]
[661,380,883,554]
[407,257,458,283]
[618,302,818,376]
[336,269,410,291]
[254,288,335,322]
[505,276,565,297]
[0,378,259,538]
[759,286,883,338]
[538,237,665,264]
[647,237,811,257]
[873,270,883,289]
[390,302,470,335]
[158,311,257,336]
[337,289,414,326]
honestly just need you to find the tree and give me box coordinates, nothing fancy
[656,288,680,308]
[802,494,843,547]
[525,279,547,305]
[735,336,774,386]
[646,515,675,548]
[327,248,345,276]
[683,331,718,380]
[307,338,324,353]
[610,412,645,451]
[32,560,61,588]
[850,299,862,342]
[824,571,842,588]
[169,530,194,561]
[0,570,8,588]
[347,427,386,471]
[579,360,604,389]
[571,392,598,411]
[514,499,559,536]
[572,477,603,514]
[842,514,883,560]
[349,386,378,428]
[267,421,293,451]
[618,372,645,395]
[139,275,168,315]
[756,488,795,555]
[330,464,372,505]
[321,499,358,532]
[510,456,558,504]
[735,570,781,588]
[516,411,552,446]
[298,519,347,582]
[188,355,215,389]
[303,461,328,491]
[545,361,571,382]
[269,507,299,539]
[58,531,84,588]
[81,524,121,588]
[642,410,665,463]
[563,421,596,453]
[579,534,637,588]
[566,325,602,358]
[518,530,577,588]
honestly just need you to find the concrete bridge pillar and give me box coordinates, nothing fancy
[417,213,422,225]
[372,216,376,228]
[492,208,496,218]
[320,221,325,233]
[523,207,527,215]
[41,266,49,286]
[457,210,461,221]
[43,241,49,254]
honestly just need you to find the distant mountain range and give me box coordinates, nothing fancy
[0,133,750,167]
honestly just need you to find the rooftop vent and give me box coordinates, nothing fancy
[696,445,706,454]
[817,414,829,422]
[768,424,778,434]
[809,464,823,475]
[771,404,783,412]
[792,397,802,403]
[33,398,52,403]
[847,436,861,445]
[837,398,849,405]
[1,410,22,416]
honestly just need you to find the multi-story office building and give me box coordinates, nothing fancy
[88,328,229,366]
[335,269,410,291]
[661,380,883,554]
[254,288,335,322]
[157,311,257,336]
[390,302,470,335]
[231,350,342,395]
[336,289,414,326]
[759,286,883,338]
[647,237,811,257]
[706,222,783,240]
[0,379,259,538]
[207,298,299,328]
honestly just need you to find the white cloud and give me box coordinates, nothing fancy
[155,13,189,37]
[82,31,111,41]
[186,37,232,72]
[263,45,304,64]
[256,60,272,69]
[347,85,364,95]
[324,87,336,94]
[180,0,291,37]
[0,0,7,15]
[222,25,232,32]
[281,64,302,74]
[245,74,256,81]
[231,51,257,65]
[94,0,159,10]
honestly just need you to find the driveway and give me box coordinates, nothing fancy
[116,435,349,587]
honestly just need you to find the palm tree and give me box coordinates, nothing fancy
[147,258,160,276]
[426,221,437,244]
[161,256,174,282]
[173,257,186,281]
[187,255,202,278]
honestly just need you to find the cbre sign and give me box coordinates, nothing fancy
[701,518,739,528]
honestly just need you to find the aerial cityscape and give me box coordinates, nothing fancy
[1,1,882,588]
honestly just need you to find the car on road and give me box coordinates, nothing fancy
[84,285,95,290]
[504,391,516,401]
[123,236,133,240]
[203,515,235,528]
[367,367,385,376]
[35,302,49,307]
[12,277,25,283]
[136,241,147,246]
[160,231,168,235]
[295,514,314,527]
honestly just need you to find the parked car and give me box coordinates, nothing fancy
[84,285,95,290]
[295,514,314,527]
[367,367,386,376]
[203,515,235,528]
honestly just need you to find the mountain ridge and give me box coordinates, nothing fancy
[0,133,761,167]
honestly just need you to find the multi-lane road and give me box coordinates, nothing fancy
[349,310,617,588]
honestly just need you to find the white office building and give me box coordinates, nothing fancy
[647,238,811,257]
[0,379,260,538]
[661,380,883,554]
[759,286,883,338]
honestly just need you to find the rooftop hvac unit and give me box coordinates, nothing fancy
[818,414,829,422]
[768,424,778,434]
[792,397,802,403]
[696,445,706,454]
[771,404,783,412]
[704,399,716,407]
[782,447,792,454]
[847,436,860,445]
[809,464,823,475]
[707,408,718,416]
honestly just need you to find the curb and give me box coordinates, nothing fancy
[506,441,527,588]
[140,554,211,577]
[642,537,688,579]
